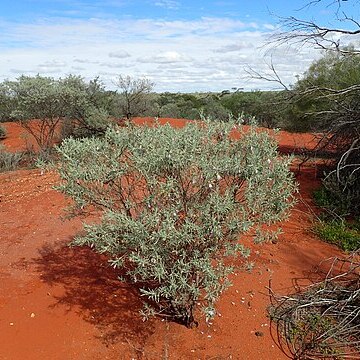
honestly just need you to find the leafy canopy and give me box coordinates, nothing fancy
[3,75,113,152]
[56,118,296,327]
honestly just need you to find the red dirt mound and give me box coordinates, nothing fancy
[0,118,342,359]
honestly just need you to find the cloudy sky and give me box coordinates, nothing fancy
[0,0,358,92]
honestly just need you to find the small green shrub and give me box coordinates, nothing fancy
[59,108,113,141]
[315,220,360,251]
[0,145,23,172]
[0,124,7,139]
[313,186,350,216]
[313,187,334,209]
[313,185,360,251]
[55,118,296,327]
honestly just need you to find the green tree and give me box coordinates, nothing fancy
[289,47,360,213]
[6,75,113,153]
[0,83,17,122]
[291,47,360,131]
[255,0,360,214]
[156,92,203,120]
[57,75,114,139]
[55,118,296,327]
[198,94,230,122]
[7,75,66,152]
[220,91,285,128]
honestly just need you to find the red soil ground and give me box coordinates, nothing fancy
[0,119,343,359]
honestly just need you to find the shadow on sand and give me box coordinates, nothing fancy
[33,241,155,348]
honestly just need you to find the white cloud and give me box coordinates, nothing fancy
[73,58,100,64]
[10,68,35,74]
[100,62,124,68]
[263,23,276,30]
[71,65,86,71]
[213,41,254,53]
[109,50,131,58]
[154,0,180,10]
[38,60,67,69]
[138,51,191,63]
[99,62,132,68]
[0,16,321,91]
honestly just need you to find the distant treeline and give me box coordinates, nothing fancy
[1,46,359,137]
[0,75,321,133]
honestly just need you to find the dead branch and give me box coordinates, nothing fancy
[269,251,360,359]
[244,58,290,91]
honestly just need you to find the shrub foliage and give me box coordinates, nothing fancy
[314,220,360,252]
[0,145,24,172]
[0,124,6,139]
[55,118,296,327]
[2,75,114,153]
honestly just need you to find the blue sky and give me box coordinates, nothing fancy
[0,0,347,23]
[0,0,358,91]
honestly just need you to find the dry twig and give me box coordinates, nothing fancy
[269,251,360,359]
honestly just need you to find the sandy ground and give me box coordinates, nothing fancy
[0,119,342,359]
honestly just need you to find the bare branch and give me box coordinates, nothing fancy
[269,252,360,359]
[244,58,290,90]
[114,75,155,119]
[273,16,360,53]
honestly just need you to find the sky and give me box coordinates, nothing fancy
[0,0,359,92]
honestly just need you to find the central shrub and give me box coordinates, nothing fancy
[56,118,296,327]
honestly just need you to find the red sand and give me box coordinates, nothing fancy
[0,119,342,359]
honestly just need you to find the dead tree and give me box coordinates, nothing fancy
[114,75,154,119]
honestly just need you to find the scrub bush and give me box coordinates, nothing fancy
[314,220,360,251]
[4,75,113,153]
[0,124,6,139]
[0,145,23,172]
[56,118,296,327]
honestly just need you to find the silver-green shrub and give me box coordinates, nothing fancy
[56,118,296,327]
[4,75,113,153]
[0,124,6,139]
[0,145,23,172]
